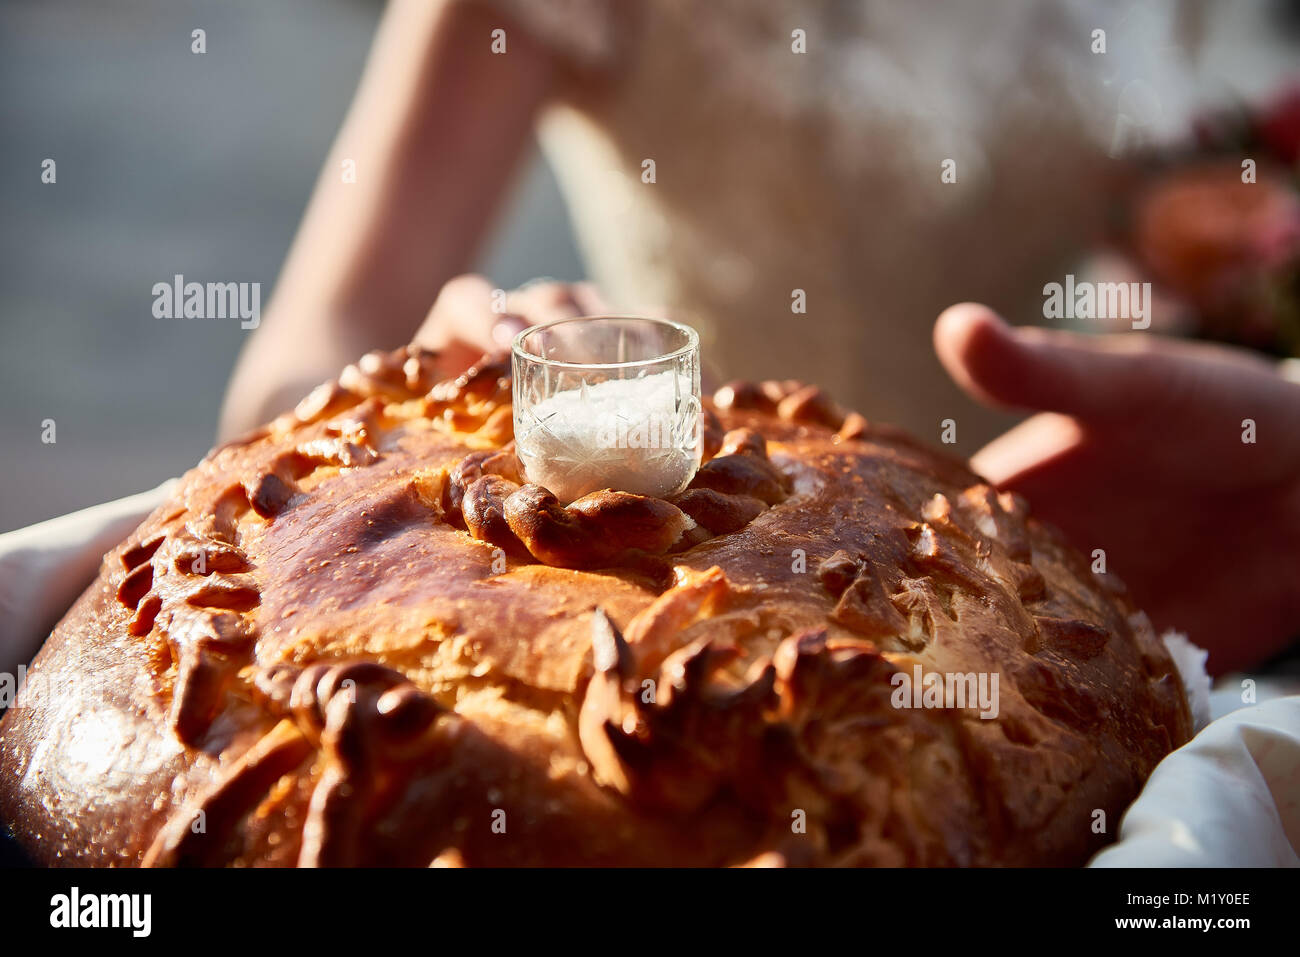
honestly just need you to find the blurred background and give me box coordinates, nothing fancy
[0,0,582,532]
[2,0,1298,533]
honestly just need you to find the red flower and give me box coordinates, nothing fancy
[1257,84,1300,166]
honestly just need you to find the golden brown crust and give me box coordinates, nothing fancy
[0,347,1192,867]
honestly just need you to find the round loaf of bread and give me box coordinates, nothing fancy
[0,346,1191,866]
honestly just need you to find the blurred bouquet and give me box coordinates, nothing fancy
[1125,85,1300,357]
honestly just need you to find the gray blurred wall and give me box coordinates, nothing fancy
[0,0,583,532]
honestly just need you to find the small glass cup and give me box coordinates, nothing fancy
[511,316,702,503]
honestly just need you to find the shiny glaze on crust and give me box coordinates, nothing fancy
[0,347,1191,866]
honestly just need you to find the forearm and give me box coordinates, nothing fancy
[220,0,555,437]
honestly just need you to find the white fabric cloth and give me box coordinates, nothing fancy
[1,484,1297,866]
[1090,695,1300,867]
[0,480,174,671]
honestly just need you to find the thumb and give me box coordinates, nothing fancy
[936,302,1300,484]
[933,303,1184,422]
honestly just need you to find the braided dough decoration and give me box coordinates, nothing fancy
[441,418,787,569]
[0,346,1192,867]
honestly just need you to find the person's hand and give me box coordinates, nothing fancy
[218,0,562,442]
[934,303,1300,674]
[412,274,608,376]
